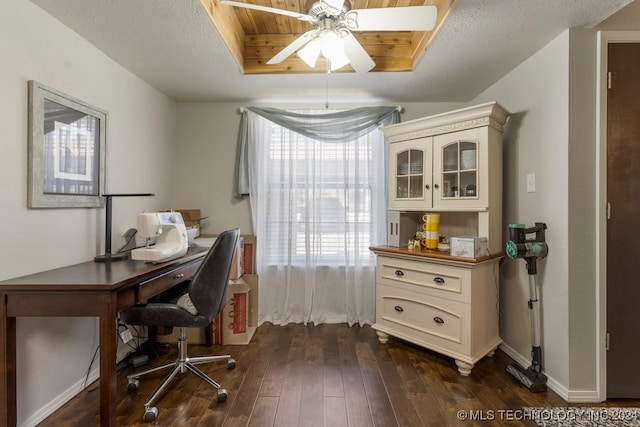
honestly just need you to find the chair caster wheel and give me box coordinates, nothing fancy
[217,389,228,402]
[143,406,158,422]
[227,359,236,370]
[127,379,140,392]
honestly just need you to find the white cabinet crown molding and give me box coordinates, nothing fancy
[383,101,509,143]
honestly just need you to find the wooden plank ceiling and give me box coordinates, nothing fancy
[199,0,456,74]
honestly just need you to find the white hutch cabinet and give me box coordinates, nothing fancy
[371,102,509,375]
[387,102,508,214]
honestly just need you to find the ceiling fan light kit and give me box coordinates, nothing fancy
[297,38,322,68]
[321,32,350,71]
[220,0,438,73]
[297,30,350,71]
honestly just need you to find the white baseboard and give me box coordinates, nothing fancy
[565,389,604,403]
[499,342,579,403]
[499,343,601,403]
[499,342,530,368]
[18,346,132,427]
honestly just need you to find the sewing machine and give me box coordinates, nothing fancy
[131,212,189,262]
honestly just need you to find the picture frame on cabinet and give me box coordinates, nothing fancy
[27,80,107,208]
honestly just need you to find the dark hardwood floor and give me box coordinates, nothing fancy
[40,324,637,426]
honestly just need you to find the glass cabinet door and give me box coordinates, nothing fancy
[388,137,431,210]
[396,148,424,200]
[440,140,477,199]
[459,141,477,197]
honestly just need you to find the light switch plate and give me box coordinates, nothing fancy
[526,173,536,193]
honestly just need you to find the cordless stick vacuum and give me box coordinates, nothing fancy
[504,222,549,392]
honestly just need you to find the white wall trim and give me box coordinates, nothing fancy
[499,342,530,371]
[18,346,132,427]
[19,367,100,427]
[499,342,569,401]
[595,30,640,403]
[566,389,603,404]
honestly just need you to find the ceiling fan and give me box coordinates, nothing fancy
[220,0,438,73]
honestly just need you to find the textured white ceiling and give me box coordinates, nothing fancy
[31,0,633,103]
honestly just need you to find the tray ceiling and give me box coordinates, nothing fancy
[199,0,456,74]
[29,0,635,102]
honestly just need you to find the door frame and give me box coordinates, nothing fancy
[595,30,640,402]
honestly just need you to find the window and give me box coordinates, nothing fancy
[260,115,384,266]
[243,106,396,325]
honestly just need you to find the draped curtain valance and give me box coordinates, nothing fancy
[235,106,400,196]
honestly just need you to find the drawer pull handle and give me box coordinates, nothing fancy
[394,306,404,313]
[394,270,404,277]
[433,277,445,285]
[433,316,444,324]
[174,273,185,279]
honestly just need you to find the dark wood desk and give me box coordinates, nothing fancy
[0,248,207,427]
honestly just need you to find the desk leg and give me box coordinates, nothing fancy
[99,294,117,427]
[1,295,17,427]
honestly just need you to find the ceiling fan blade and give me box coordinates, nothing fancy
[342,33,375,73]
[220,0,313,22]
[267,31,318,64]
[345,6,437,31]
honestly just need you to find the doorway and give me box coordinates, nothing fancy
[606,42,640,398]
[598,34,640,399]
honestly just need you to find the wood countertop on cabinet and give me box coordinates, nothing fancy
[369,245,504,264]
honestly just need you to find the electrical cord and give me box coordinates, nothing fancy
[119,321,161,363]
[83,316,153,392]
[117,234,137,254]
[118,320,144,353]
[84,350,131,393]
[129,324,148,351]
[83,345,100,391]
[116,229,151,254]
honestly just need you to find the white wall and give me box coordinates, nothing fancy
[174,103,251,234]
[0,0,178,425]
[472,32,572,393]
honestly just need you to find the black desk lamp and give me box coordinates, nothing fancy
[94,193,155,262]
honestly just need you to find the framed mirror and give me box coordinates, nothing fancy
[27,80,107,208]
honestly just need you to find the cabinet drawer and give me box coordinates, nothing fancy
[376,284,469,355]
[137,260,202,302]
[377,256,470,303]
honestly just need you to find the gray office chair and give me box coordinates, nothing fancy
[121,228,240,422]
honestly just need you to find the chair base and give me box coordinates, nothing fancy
[126,327,235,422]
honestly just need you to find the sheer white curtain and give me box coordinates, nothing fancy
[247,110,388,326]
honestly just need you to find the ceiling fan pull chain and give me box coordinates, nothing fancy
[325,60,330,109]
